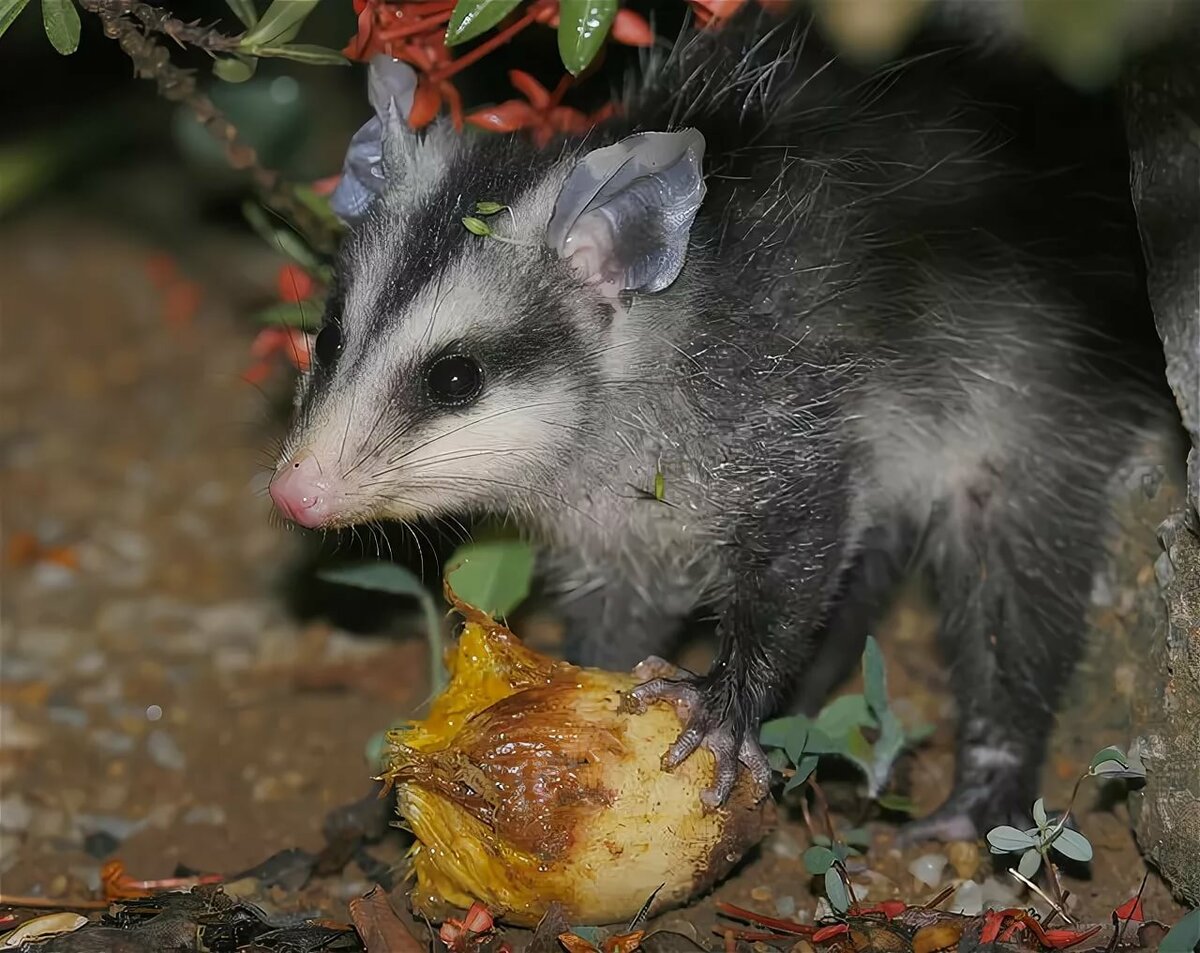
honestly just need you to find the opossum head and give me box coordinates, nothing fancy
[269,57,707,530]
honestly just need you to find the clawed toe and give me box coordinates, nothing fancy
[620,668,770,808]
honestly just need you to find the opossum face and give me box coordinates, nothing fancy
[269,58,706,530]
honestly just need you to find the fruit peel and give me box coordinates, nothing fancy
[382,584,773,927]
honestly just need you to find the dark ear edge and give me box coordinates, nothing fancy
[329,56,418,227]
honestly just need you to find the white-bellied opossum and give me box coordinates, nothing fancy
[269,8,1173,839]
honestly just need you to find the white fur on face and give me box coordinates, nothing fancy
[283,231,585,526]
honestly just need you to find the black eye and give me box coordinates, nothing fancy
[426,353,484,406]
[314,325,343,367]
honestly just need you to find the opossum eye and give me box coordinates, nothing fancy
[314,325,343,367]
[426,353,484,407]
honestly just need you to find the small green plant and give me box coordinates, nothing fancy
[985,743,1148,904]
[759,636,932,802]
[1160,906,1200,953]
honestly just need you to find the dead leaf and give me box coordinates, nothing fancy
[349,886,422,953]
[0,912,88,949]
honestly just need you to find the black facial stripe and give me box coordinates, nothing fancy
[357,136,558,340]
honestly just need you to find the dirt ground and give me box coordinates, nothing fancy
[0,202,1191,948]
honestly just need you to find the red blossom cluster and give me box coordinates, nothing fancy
[243,263,317,386]
[343,0,652,132]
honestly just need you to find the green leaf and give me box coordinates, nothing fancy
[475,201,507,215]
[41,0,79,54]
[824,867,850,914]
[0,0,33,41]
[986,825,1038,854]
[213,55,258,83]
[814,693,875,741]
[462,216,492,236]
[1159,907,1200,953]
[1018,848,1042,879]
[842,827,872,849]
[1032,797,1048,829]
[803,845,837,875]
[253,43,348,65]
[862,635,888,718]
[760,714,813,764]
[866,710,906,798]
[254,300,320,331]
[444,539,535,618]
[444,0,522,46]
[783,754,818,794]
[876,793,916,815]
[319,561,426,596]
[766,747,790,772]
[318,562,446,693]
[1090,745,1127,772]
[557,0,617,76]
[226,0,257,28]
[240,0,319,48]
[1050,827,1093,863]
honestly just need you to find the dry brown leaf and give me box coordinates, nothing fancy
[349,886,422,953]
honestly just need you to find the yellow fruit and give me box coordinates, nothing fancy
[381,586,774,928]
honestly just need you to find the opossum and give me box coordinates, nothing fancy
[269,9,1171,840]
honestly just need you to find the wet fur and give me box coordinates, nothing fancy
[283,11,1171,832]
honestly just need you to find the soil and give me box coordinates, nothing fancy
[0,198,1192,949]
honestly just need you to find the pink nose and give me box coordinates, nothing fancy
[269,453,335,528]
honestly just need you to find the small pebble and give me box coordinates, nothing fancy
[147,729,186,771]
[949,879,983,916]
[750,885,773,903]
[0,793,34,832]
[49,873,69,897]
[76,813,146,842]
[908,852,948,888]
[73,651,106,676]
[980,875,1020,909]
[69,865,102,893]
[90,728,135,755]
[0,833,22,874]
[83,831,121,860]
[774,894,796,917]
[946,840,981,880]
[789,943,816,953]
[47,706,89,729]
[814,898,833,921]
[183,804,227,826]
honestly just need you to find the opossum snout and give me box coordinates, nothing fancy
[269,452,340,529]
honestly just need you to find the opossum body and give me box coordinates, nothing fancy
[270,11,1170,836]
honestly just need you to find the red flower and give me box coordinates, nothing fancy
[244,327,313,385]
[466,69,617,147]
[1114,896,1146,922]
[689,0,787,30]
[276,263,316,303]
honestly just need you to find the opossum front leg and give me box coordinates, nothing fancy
[623,554,836,808]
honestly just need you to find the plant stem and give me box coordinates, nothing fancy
[75,0,339,256]
[438,7,541,81]
[79,0,243,51]
[809,778,841,845]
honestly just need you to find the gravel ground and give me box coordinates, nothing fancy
[0,205,1190,946]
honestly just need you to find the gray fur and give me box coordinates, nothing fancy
[275,10,1173,833]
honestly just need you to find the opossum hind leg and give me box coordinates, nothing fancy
[900,458,1111,844]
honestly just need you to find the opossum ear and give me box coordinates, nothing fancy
[546,129,706,297]
[329,55,418,226]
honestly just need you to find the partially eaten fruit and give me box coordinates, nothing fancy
[381,586,773,927]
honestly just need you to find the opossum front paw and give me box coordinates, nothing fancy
[622,660,772,809]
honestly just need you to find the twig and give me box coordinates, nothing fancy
[809,779,841,845]
[0,895,110,911]
[78,0,243,51]
[75,0,339,255]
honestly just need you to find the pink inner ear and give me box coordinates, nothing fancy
[562,213,622,299]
